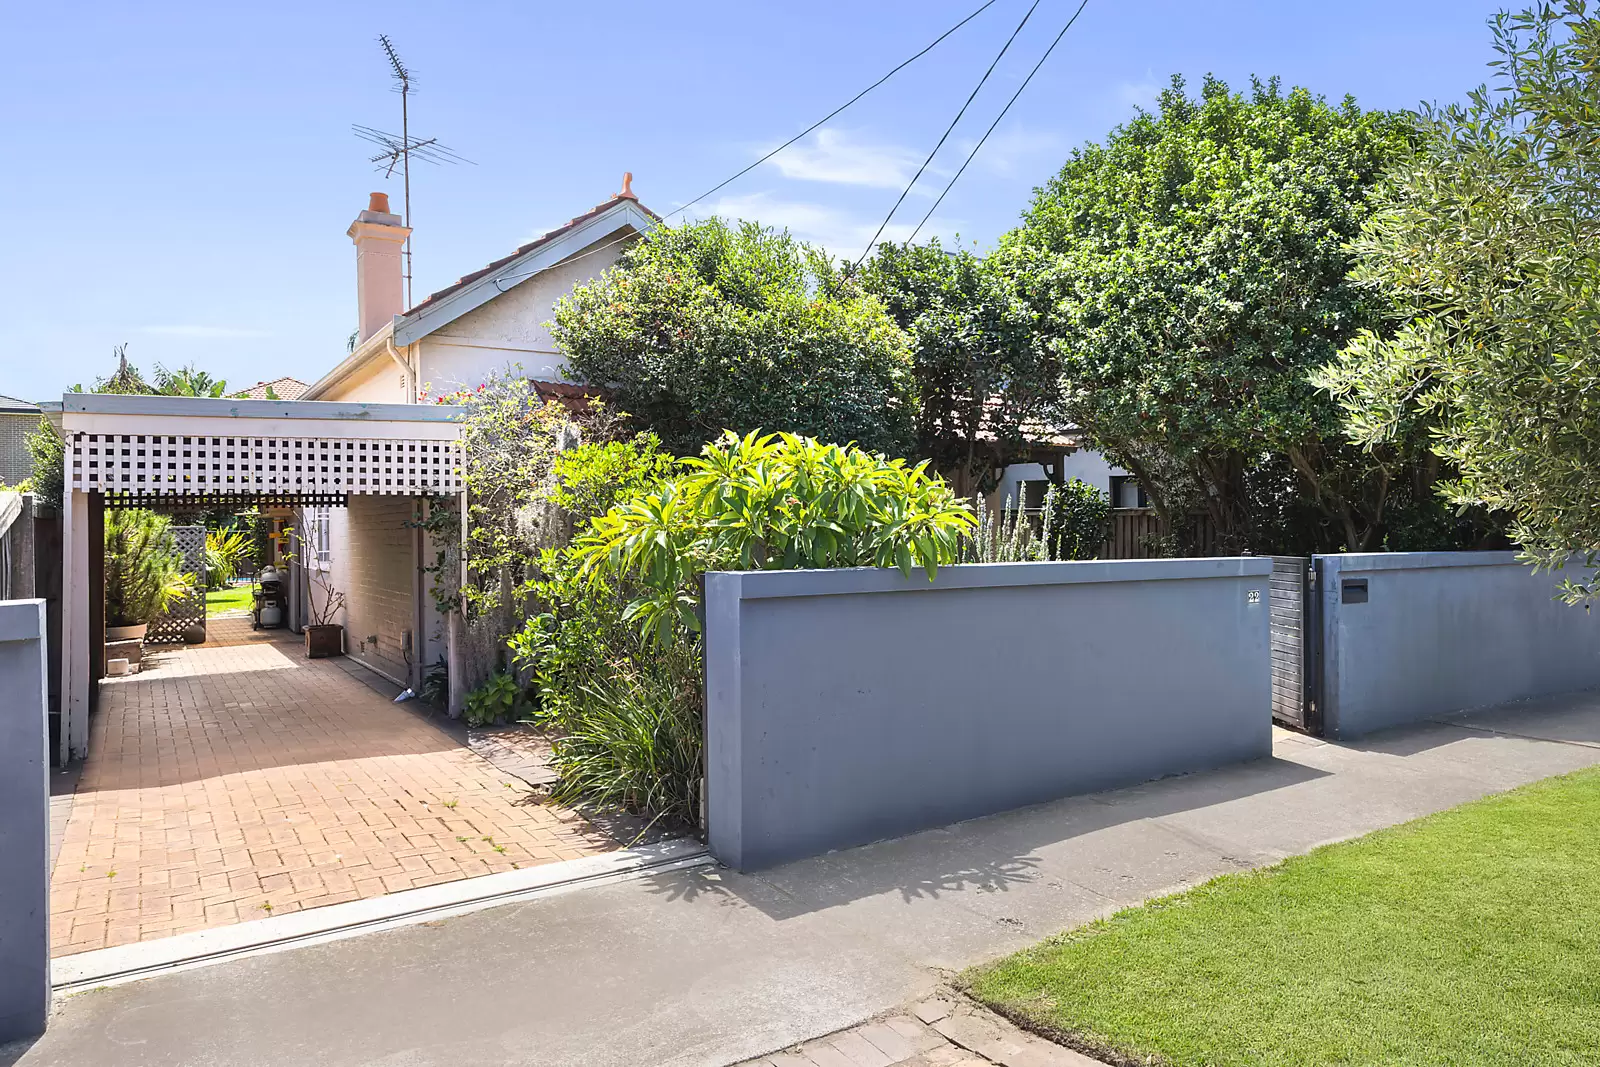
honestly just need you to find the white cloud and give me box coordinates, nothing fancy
[1114,75,1163,113]
[137,325,269,339]
[762,128,938,194]
[954,126,1065,177]
[690,191,960,260]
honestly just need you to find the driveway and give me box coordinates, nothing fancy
[48,617,616,956]
[16,691,1600,1066]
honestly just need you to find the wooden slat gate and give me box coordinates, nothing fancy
[1269,556,1320,733]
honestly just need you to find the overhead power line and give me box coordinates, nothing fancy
[850,0,1046,270]
[491,0,1002,293]
[907,0,1093,244]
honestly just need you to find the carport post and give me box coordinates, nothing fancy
[59,478,92,763]
[0,598,51,1042]
[446,488,468,718]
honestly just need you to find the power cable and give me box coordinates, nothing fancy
[849,0,1045,270]
[907,0,1092,244]
[489,0,1004,294]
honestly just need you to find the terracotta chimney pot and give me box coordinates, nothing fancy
[367,191,392,214]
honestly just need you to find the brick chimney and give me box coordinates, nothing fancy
[347,192,411,345]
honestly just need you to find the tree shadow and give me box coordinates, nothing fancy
[0,1035,39,1067]
[638,753,1328,922]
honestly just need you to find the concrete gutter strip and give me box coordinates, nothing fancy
[52,839,710,994]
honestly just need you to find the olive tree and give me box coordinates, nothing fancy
[1316,2,1600,595]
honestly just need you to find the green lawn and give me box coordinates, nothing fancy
[966,768,1600,1066]
[205,586,254,616]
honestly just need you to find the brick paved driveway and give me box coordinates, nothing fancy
[49,617,616,957]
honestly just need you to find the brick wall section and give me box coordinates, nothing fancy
[0,413,37,485]
[344,495,415,685]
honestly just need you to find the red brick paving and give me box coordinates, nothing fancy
[50,617,615,956]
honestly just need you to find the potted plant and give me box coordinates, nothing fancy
[304,570,346,658]
[104,509,196,642]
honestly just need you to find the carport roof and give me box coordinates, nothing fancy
[46,394,463,422]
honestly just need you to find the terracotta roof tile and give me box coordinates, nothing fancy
[230,377,310,401]
[403,194,660,319]
[533,379,608,417]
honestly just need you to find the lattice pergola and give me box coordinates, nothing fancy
[47,394,466,763]
[65,399,462,503]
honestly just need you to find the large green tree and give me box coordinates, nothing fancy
[1317,2,1600,593]
[550,218,914,457]
[860,239,1060,492]
[1006,75,1425,552]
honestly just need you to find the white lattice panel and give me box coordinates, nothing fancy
[69,433,463,499]
[148,524,207,645]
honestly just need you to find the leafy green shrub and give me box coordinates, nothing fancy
[27,419,64,510]
[548,433,678,523]
[573,430,977,645]
[463,671,524,727]
[105,510,196,628]
[550,218,916,457]
[515,431,976,826]
[1048,479,1111,560]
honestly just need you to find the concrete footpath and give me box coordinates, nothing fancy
[7,691,1600,1067]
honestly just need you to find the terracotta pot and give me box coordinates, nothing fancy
[106,623,148,642]
[305,624,345,659]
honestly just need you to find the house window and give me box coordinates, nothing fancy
[313,506,332,564]
[1110,476,1147,509]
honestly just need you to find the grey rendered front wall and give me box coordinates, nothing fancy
[705,558,1275,871]
[1318,551,1600,738]
[0,599,50,1042]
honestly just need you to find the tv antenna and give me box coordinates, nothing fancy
[354,34,474,306]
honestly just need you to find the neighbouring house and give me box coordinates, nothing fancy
[995,450,1141,511]
[297,180,658,691]
[0,394,41,486]
[229,377,310,401]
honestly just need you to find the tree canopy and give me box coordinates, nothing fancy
[550,218,914,457]
[1317,2,1600,592]
[860,239,1058,492]
[1005,74,1434,551]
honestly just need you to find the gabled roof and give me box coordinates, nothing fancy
[230,377,310,401]
[0,393,40,415]
[392,193,660,348]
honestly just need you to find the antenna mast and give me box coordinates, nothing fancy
[355,37,474,307]
[379,34,414,306]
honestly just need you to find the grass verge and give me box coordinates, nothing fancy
[205,586,254,616]
[965,767,1600,1066]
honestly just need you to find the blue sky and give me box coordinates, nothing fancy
[4,0,1502,403]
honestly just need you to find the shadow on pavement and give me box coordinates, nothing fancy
[639,752,1328,921]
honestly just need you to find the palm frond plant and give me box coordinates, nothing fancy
[104,509,197,628]
[204,529,252,589]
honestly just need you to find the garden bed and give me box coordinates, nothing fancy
[966,768,1600,1066]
